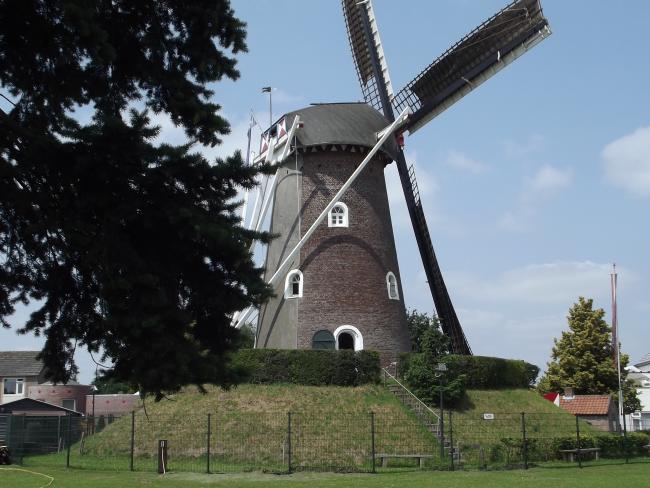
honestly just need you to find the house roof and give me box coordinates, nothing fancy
[0,398,81,415]
[0,351,44,377]
[559,395,612,416]
[635,352,650,368]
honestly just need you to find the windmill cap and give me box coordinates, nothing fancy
[281,102,400,161]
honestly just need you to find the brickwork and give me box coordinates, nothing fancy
[297,149,410,364]
[27,384,91,414]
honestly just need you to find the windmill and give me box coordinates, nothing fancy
[235,0,551,360]
[340,0,551,353]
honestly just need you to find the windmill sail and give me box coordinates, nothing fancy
[342,0,394,113]
[393,0,551,134]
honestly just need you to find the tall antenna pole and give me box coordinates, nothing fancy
[611,263,625,433]
[262,86,272,127]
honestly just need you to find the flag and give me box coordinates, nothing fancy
[261,86,272,93]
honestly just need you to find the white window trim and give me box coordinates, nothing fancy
[284,269,303,298]
[328,202,349,228]
[333,325,364,351]
[3,377,24,395]
[386,271,400,300]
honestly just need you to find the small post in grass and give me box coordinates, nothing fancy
[66,413,72,468]
[206,413,211,474]
[130,411,135,471]
[287,412,292,473]
[449,411,454,471]
[575,415,582,469]
[521,412,528,469]
[370,411,376,473]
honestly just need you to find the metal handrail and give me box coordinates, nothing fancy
[383,368,440,423]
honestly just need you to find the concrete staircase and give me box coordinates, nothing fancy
[384,370,461,462]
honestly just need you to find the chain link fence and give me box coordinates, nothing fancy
[3,410,648,473]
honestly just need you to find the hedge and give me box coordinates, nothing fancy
[399,353,539,389]
[550,432,649,458]
[232,348,380,386]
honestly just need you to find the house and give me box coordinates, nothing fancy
[0,351,47,405]
[557,388,617,432]
[625,352,650,431]
[0,351,90,414]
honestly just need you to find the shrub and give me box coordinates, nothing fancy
[231,349,380,386]
[403,353,466,406]
[398,353,538,389]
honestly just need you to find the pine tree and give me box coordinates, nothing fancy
[538,297,640,413]
[0,0,272,399]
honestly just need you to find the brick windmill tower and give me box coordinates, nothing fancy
[235,0,551,363]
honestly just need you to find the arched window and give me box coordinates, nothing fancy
[284,269,303,298]
[386,272,399,300]
[312,330,335,350]
[328,202,348,227]
[333,325,364,351]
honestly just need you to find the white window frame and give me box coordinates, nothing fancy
[3,378,24,395]
[328,202,349,228]
[333,325,364,351]
[284,269,303,299]
[386,271,400,300]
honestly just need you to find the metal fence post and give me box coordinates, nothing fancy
[287,412,292,474]
[130,411,135,471]
[521,412,528,469]
[206,413,211,474]
[370,412,376,473]
[449,411,454,471]
[575,415,582,469]
[622,421,629,464]
[66,413,72,468]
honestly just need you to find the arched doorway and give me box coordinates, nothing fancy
[337,332,355,350]
[333,325,364,351]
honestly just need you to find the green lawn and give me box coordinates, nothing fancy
[2,462,650,488]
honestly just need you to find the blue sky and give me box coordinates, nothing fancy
[3,0,649,384]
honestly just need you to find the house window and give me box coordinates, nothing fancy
[312,330,336,350]
[62,399,76,411]
[284,269,303,298]
[386,272,399,300]
[328,202,348,227]
[3,378,24,395]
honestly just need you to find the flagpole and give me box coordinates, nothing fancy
[611,263,625,434]
[262,86,272,128]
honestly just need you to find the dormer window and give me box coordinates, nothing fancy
[328,202,349,228]
[285,270,303,298]
[386,272,399,300]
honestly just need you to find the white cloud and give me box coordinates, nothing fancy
[498,164,573,230]
[451,261,626,306]
[502,133,545,159]
[528,164,572,194]
[602,127,650,197]
[444,150,488,174]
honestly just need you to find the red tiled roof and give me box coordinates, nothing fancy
[559,395,612,415]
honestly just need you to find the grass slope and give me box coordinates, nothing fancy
[27,384,439,472]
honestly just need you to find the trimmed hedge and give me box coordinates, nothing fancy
[232,348,380,386]
[550,432,649,458]
[399,353,539,389]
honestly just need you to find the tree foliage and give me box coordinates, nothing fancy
[537,297,640,413]
[404,310,463,406]
[0,0,272,399]
[406,309,450,356]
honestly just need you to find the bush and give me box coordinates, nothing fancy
[398,353,538,389]
[231,349,380,386]
[403,353,466,406]
[549,432,649,458]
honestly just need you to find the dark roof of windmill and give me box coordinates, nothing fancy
[0,351,44,376]
[283,103,399,161]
